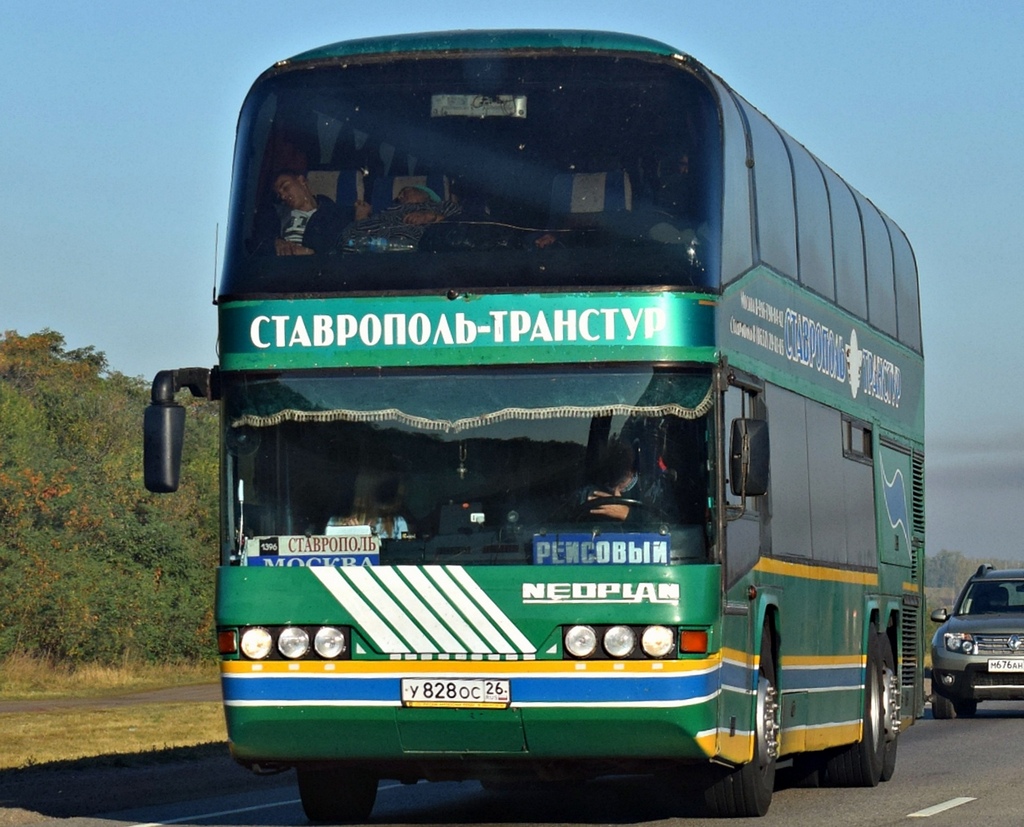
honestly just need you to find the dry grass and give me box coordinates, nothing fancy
[0,703,227,770]
[0,652,218,700]
[0,655,225,770]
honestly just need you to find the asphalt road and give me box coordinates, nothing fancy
[4,689,1024,827]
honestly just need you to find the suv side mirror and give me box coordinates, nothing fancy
[729,418,769,497]
[930,608,950,623]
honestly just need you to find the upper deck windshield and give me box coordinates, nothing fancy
[222,53,721,296]
[224,367,714,566]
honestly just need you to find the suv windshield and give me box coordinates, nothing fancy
[222,54,721,295]
[959,580,1024,615]
[223,367,714,566]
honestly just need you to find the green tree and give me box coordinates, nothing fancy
[0,330,219,665]
[925,549,969,591]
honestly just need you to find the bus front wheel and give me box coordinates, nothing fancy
[297,767,378,824]
[703,625,779,817]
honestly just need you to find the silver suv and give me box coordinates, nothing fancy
[930,566,1024,719]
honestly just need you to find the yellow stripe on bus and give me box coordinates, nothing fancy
[221,657,720,676]
[780,654,866,668]
[755,557,879,586]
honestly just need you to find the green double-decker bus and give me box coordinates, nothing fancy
[144,30,924,819]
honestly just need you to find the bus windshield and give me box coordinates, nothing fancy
[224,367,714,566]
[222,54,721,295]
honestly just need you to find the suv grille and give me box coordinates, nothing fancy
[971,671,1024,689]
[964,662,1024,691]
[974,634,1024,654]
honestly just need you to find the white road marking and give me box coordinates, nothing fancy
[127,798,299,827]
[907,796,977,817]
[126,782,404,827]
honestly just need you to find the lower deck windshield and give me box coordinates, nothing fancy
[224,368,714,566]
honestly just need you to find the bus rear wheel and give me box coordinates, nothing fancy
[878,631,900,782]
[704,626,778,817]
[822,625,893,786]
[297,767,378,824]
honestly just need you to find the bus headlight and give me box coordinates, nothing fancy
[314,626,347,659]
[564,625,598,658]
[641,625,675,658]
[240,627,273,660]
[278,626,310,659]
[603,625,637,658]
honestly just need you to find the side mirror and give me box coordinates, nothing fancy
[930,608,950,623]
[144,402,185,492]
[142,367,215,493]
[729,418,769,497]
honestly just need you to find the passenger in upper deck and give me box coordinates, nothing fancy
[528,163,703,253]
[255,170,346,256]
[554,153,705,263]
[342,185,461,251]
[651,153,699,216]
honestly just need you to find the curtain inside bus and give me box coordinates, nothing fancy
[227,370,713,431]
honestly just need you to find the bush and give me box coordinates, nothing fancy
[0,330,219,666]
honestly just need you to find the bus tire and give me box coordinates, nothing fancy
[822,624,887,787]
[704,625,778,817]
[297,767,378,824]
[878,631,899,782]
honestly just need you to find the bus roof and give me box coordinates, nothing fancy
[285,29,683,65]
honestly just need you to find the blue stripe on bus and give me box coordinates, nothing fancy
[512,673,716,703]
[719,659,755,691]
[222,671,718,705]
[719,660,865,695]
[779,665,864,692]
[222,676,399,703]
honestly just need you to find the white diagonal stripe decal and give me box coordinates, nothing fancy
[310,568,409,652]
[345,567,438,653]
[374,567,466,653]
[425,566,517,654]
[447,565,536,653]
[396,566,487,652]
[312,565,535,656]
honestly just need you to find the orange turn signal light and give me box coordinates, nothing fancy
[679,630,708,654]
[217,629,238,655]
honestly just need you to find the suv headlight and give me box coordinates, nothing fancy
[943,632,976,655]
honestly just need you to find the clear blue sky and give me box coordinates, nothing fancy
[3,1,1022,560]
